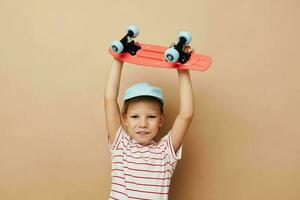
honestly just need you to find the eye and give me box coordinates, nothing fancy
[130,115,139,118]
[148,115,157,118]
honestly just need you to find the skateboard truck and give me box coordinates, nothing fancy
[164,31,192,64]
[111,25,141,56]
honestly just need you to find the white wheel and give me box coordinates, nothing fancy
[164,47,180,63]
[178,31,192,44]
[111,40,124,54]
[127,25,139,38]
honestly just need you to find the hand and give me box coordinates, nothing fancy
[183,44,193,53]
[113,57,124,64]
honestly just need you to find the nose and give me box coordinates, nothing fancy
[138,118,148,127]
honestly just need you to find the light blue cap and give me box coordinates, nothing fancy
[123,82,164,104]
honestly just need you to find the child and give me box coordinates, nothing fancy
[104,57,194,200]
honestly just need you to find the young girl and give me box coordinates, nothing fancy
[104,58,194,200]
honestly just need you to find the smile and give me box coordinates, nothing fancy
[136,131,149,135]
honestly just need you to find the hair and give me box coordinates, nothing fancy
[121,96,164,117]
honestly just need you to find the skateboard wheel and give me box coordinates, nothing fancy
[164,47,179,63]
[178,31,192,44]
[111,40,124,54]
[127,25,139,38]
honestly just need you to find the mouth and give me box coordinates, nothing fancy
[136,131,150,135]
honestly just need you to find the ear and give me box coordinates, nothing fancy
[121,113,128,127]
[123,114,128,125]
[159,114,164,127]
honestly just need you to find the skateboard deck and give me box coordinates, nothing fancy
[109,43,212,71]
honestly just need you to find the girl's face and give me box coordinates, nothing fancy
[124,100,164,145]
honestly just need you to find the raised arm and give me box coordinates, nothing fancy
[170,69,194,152]
[104,58,124,144]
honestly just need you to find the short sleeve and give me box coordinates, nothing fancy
[168,132,183,162]
[107,126,124,152]
[159,130,183,164]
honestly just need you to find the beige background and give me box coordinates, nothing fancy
[1,0,299,199]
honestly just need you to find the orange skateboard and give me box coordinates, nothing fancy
[109,25,212,71]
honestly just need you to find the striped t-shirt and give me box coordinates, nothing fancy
[108,126,182,200]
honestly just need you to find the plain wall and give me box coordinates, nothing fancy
[1,0,299,199]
